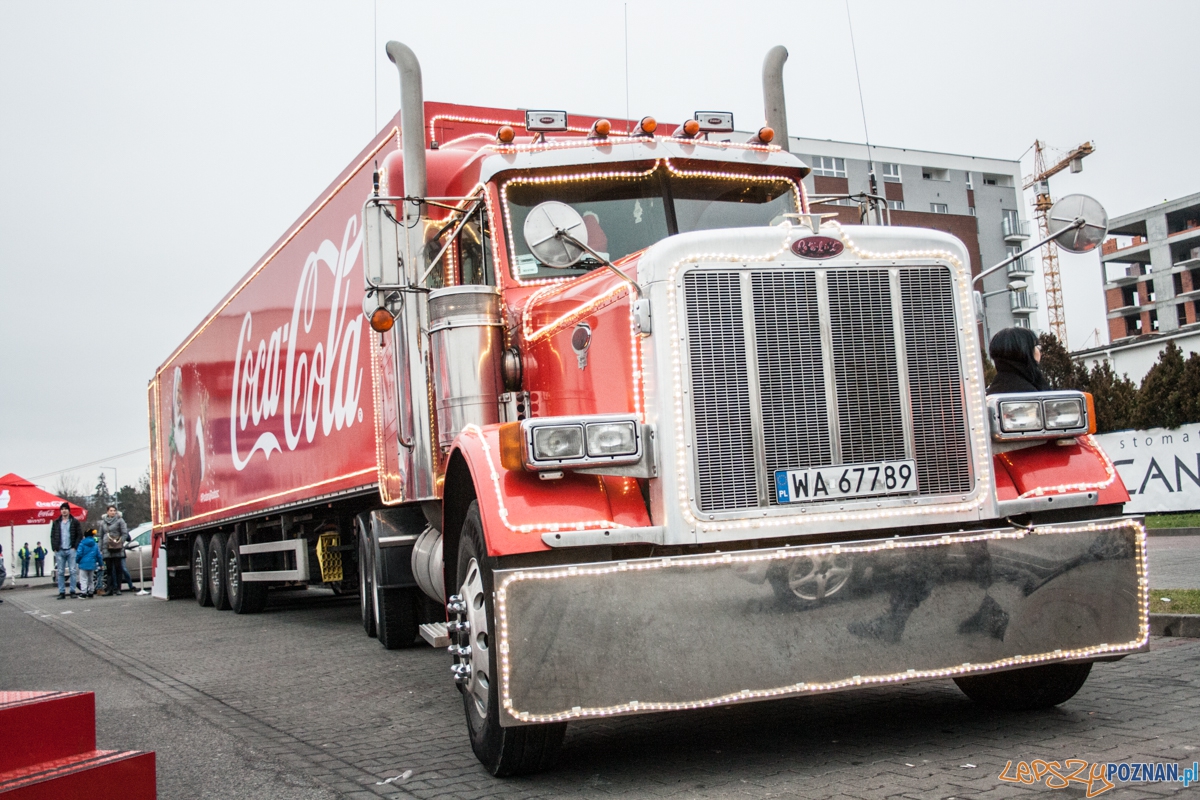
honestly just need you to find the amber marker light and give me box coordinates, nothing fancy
[369,307,395,333]
[674,119,701,138]
[1084,392,1097,434]
[497,125,516,144]
[637,116,657,136]
[754,126,775,144]
[499,422,524,471]
[589,119,612,138]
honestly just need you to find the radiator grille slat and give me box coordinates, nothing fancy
[827,271,906,464]
[683,273,757,512]
[901,268,973,495]
[683,265,973,514]
[751,272,830,505]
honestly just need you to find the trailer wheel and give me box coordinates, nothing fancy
[192,535,212,607]
[375,585,419,649]
[357,517,376,637]
[954,661,1092,710]
[226,529,268,614]
[456,501,565,776]
[208,532,230,610]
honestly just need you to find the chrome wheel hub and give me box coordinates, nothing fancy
[450,557,490,719]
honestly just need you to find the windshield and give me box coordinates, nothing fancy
[503,162,798,280]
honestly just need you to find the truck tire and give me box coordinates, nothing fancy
[357,517,376,637]
[226,529,268,615]
[192,534,212,607]
[375,584,419,649]
[954,662,1092,710]
[208,532,230,610]
[456,501,565,776]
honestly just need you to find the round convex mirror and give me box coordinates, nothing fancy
[1048,194,1108,254]
[523,201,588,268]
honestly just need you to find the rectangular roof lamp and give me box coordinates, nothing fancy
[525,110,569,132]
[693,111,734,134]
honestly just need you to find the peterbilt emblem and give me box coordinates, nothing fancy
[571,322,592,370]
[791,236,845,260]
[539,116,556,124]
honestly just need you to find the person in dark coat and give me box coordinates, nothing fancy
[50,503,84,599]
[987,327,1050,394]
[34,542,47,577]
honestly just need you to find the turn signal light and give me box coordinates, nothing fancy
[497,125,515,143]
[589,119,612,138]
[369,307,395,333]
[498,422,524,472]
[636,116,657,136]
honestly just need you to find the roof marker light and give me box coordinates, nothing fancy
[750,126,774,144]
[497,125,515,143]
[672,119,701,138]
[588,119,612,139]
[636,116,657,136]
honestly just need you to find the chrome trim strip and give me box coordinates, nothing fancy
[815,270,842,464]
[541,526,667,548]
[996,492,1098,517]
[740,272,771,506]
[889,269,916,460]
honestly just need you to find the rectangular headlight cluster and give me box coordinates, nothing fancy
[988,391,1092,441]
[505,415,644,470]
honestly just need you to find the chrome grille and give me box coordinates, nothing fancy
[901,268,972,494]
[683,273,757,512]
[827,271,906,464]
[751,272,831,490]
[682,264,973,514]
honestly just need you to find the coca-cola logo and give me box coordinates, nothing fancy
[791,235,844,260]
[229,215,365,471]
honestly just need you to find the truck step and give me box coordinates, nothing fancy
[0,692,95,773]
[0,749,156,799]
[419,622,450,648]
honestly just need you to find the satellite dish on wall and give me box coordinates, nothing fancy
[1048,194,1108,254]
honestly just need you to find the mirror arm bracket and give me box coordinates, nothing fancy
[973,217,1084,287]
[554,229,651,335]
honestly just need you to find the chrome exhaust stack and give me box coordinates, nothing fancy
[762,45,789,153]
[385,41,427,225]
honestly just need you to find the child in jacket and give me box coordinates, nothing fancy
[75,530,101,598]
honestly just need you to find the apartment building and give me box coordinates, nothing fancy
[788,136,1034,336]
[1073,192,1200,381]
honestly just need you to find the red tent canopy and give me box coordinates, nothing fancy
[0,473,87,527]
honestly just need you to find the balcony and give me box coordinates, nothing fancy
[1007,256,1035,277]
[1002,217,1031,241]
[1010,290,1039,313]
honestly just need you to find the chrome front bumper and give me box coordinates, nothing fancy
[494,517,1147,726]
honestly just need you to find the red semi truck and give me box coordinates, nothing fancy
[149,41,1147,775]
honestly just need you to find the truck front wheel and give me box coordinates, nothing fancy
[954,661,1092,710]
[455,502,565,776]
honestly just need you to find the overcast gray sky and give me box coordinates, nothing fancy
[2,0,1197,514]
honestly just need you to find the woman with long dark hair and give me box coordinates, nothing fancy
[987,327,1050,394]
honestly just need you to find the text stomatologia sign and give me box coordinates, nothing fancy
[1093,425,1200,514]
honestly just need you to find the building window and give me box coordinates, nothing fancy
[968,206,976,216]
[1150,309,1159,331]
[982,173,1014,187]
[1014,317,1030,329]
[965,172,974,189]
[1179,304,1189,326]
[1174,273,1184,294]
[881,163,901,183]
[930,203,948,214]
[1125,315,1141,336]
[811,156,846,178]
[922,167,949,181]
[887,200,905,210]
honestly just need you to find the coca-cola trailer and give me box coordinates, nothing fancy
[149,42,1147,775]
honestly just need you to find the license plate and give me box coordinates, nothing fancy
[774,459,917,504]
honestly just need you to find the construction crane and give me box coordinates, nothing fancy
[1023,140,1094,348]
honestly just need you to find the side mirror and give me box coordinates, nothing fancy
[1048,194,1108,254]
[363,200,403,288]
[523,201,588,268]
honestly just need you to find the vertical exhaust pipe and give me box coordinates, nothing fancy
[762,46,789,153]
[385,41,427,231]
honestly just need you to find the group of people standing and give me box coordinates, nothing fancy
[15,542,48,577]
[47,503,135,599]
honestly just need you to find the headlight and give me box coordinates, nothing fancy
[1044,397,1084,429]
[586,422,638,457]
[999,400,1044,432]
[531,425,584,460]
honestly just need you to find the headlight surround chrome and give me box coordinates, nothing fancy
[517,414,646,469]
[987,391,1092,442]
